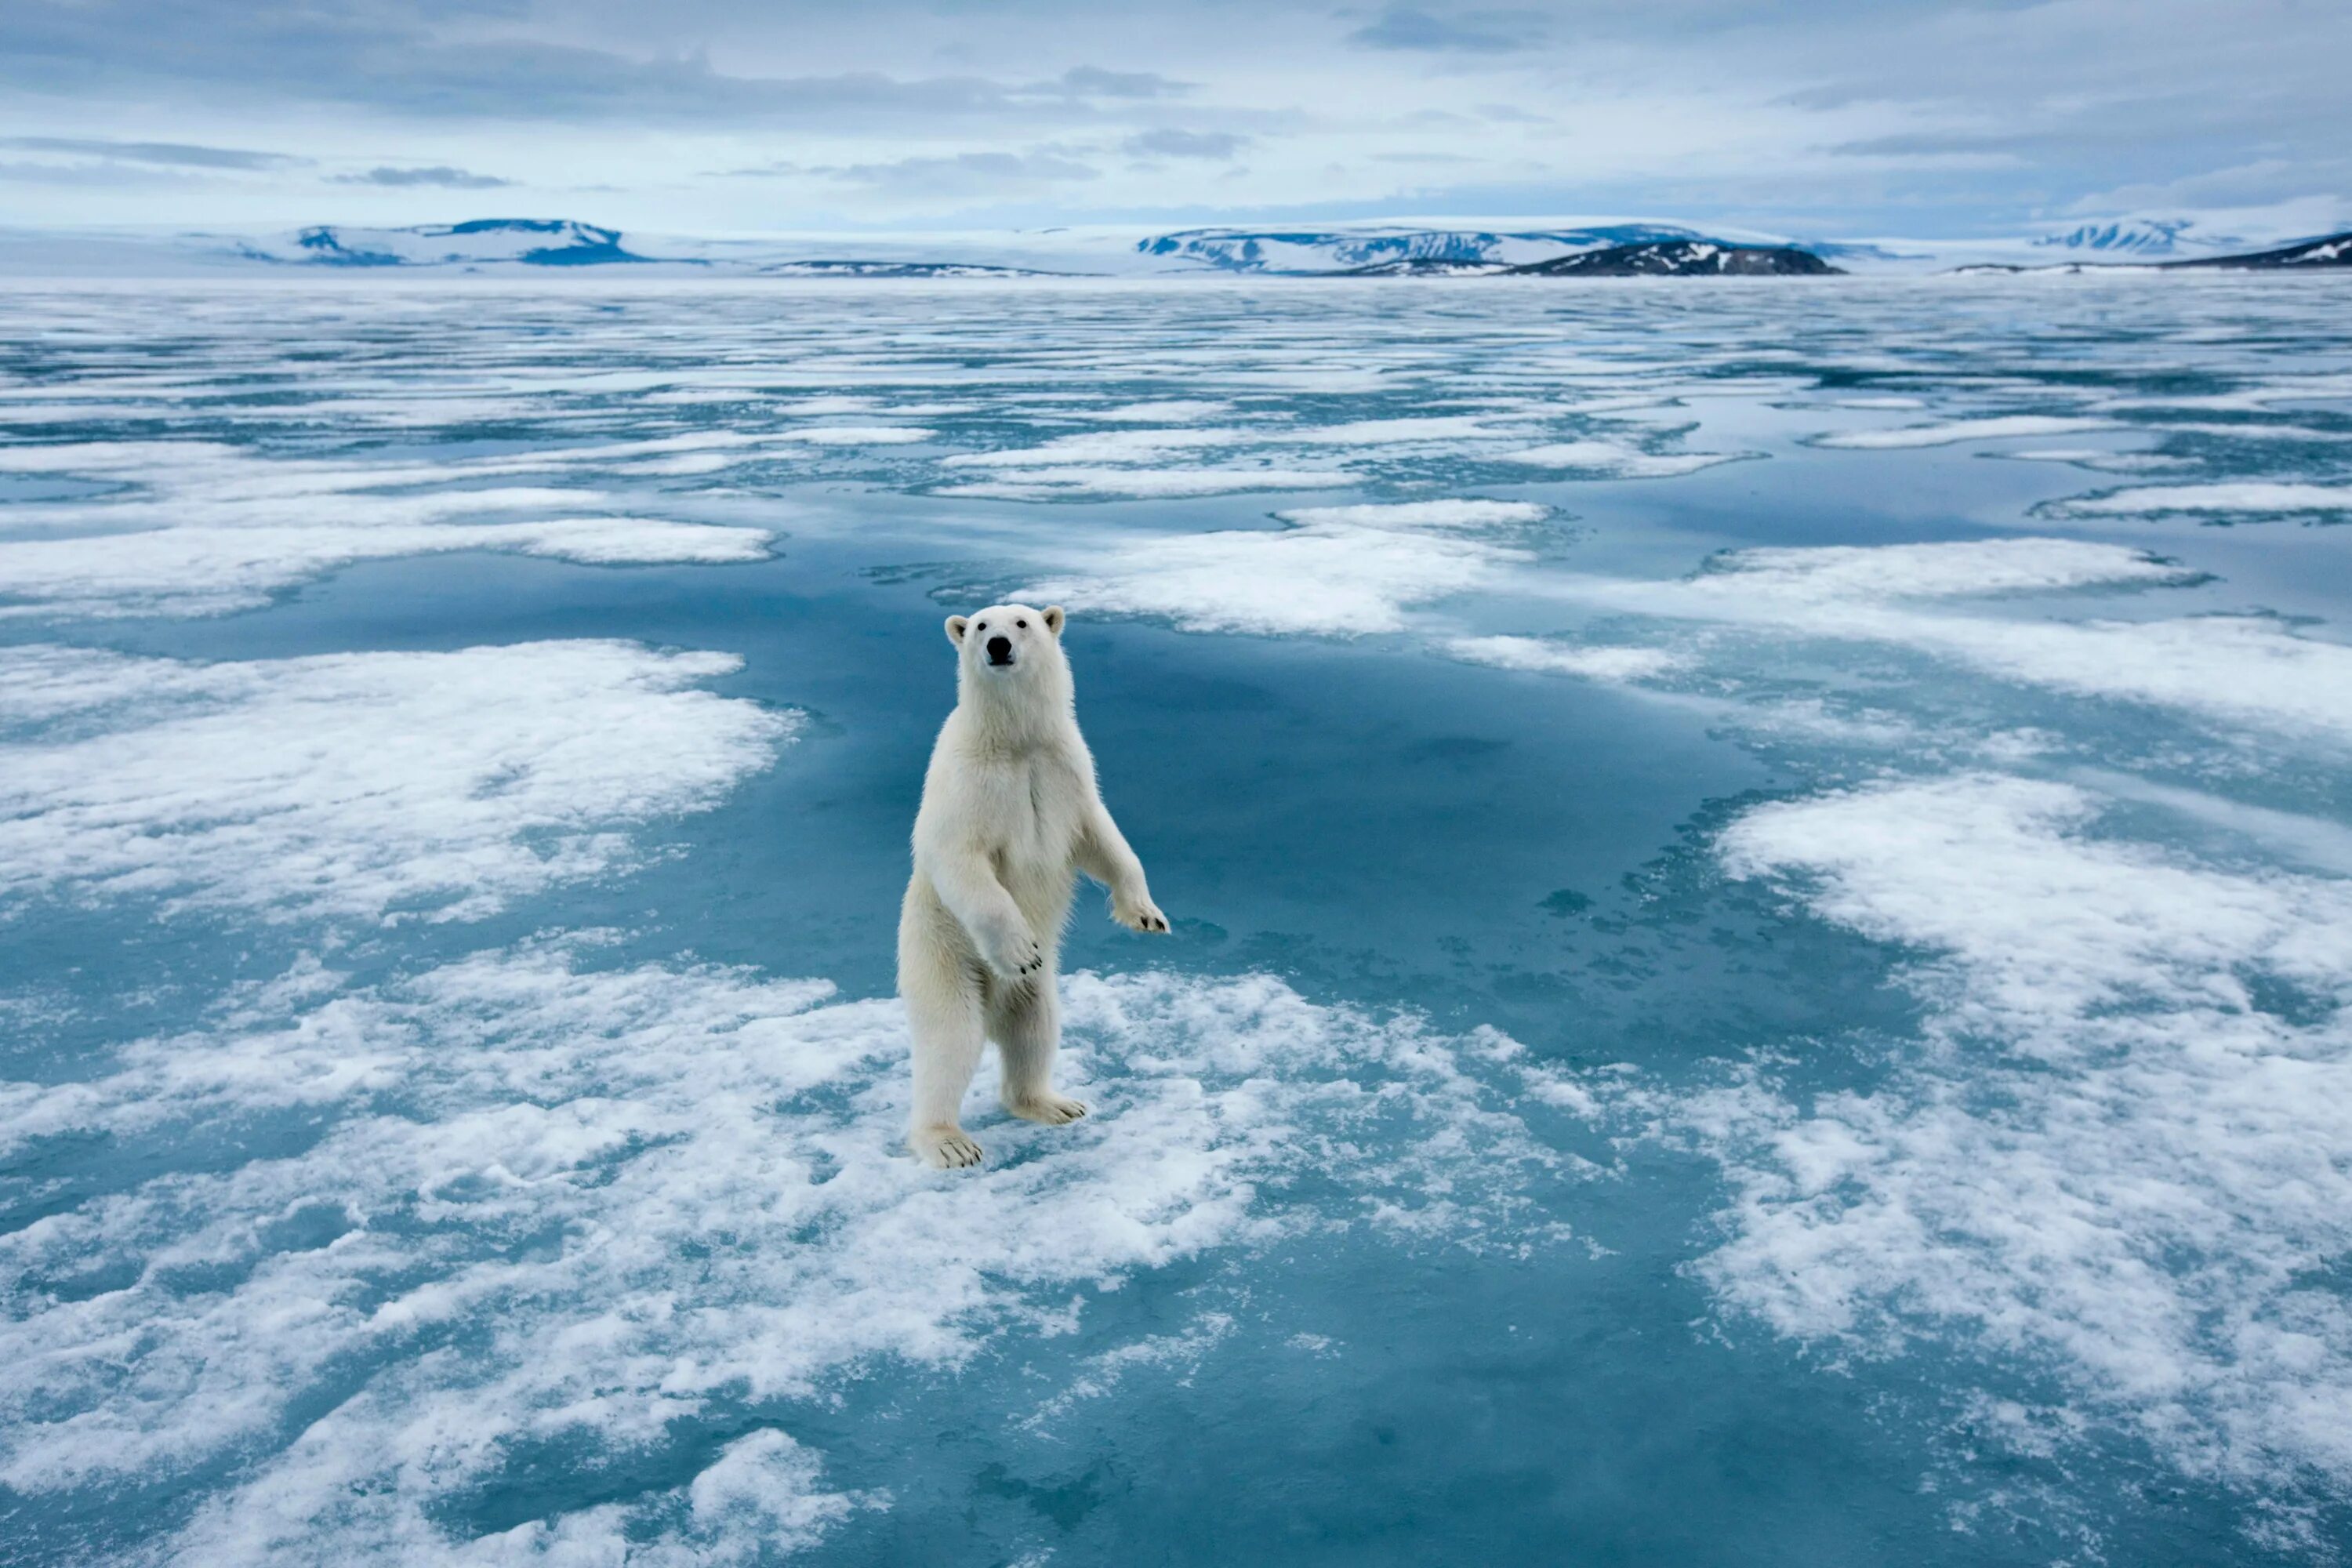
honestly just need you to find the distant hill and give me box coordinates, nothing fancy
[244,220,670,268]
[1134,223,1708,274]
[2165,231,2352,269]
[27,213,2343,282]
[2034,219,2202,256]
[1954,230,2352,276]
[753,259,1066,278]
[1505,241,1839,277]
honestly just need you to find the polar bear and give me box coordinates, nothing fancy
[900,603,1169,1168]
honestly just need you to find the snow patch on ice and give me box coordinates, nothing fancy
[1446,636,1686,683]
[0,641,791,922]
[1500,440,1751,477]
[1080,400,1238,423]
[0,439,773,619]
[2053,482,2352,517]
[782,424,935,445]
[1687,774,2352,1489]
[1548,539,2352,744]
[1029,503,1537,635]
[1694,538,2200,601]
[1274,500,1551,532]
[0,946,1562,1559]
[1814,416,2118,449]
[942,465,1345,501]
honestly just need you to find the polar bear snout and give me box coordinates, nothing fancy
[985,634,1014,666]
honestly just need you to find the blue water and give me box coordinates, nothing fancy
[2,277,2350,1564]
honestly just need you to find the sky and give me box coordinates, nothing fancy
[2,0,2348,240]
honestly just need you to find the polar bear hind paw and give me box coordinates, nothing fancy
[1007,1092,1089,1126]
[912,1127,985,1168]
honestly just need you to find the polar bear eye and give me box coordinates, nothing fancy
[974,621,986,631]
[1015,619,1028,629]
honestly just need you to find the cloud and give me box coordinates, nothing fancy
[1122,128,1249,160]
[1345,5,1547,53]
[0,5,1059,126]
[330,163,511,187]
[813,148,1100,195]
[0,135,303,169]
[1044,64,1192,100]
[1829,130,2040,158]
[0,0,2346,234]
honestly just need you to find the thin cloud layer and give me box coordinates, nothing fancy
[0,1,2343,234]
[330,164,511,187]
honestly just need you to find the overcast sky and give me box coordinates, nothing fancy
[5,0,2347,239]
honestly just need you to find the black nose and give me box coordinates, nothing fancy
[986,635,1013,664]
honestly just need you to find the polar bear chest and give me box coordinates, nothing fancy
[967,750,1089,877]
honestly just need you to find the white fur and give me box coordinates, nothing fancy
[900,603,1168,1168]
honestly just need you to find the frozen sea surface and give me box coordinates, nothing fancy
[3,275,2351,1565]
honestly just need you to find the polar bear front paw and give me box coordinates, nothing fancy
[912,1126,985,1169]
[978,924,1047,979]
[1112,893,1170,934]
[1007,1092,1089,1126]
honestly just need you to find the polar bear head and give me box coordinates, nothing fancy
[945,603,1070,706]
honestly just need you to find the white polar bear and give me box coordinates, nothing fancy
[899,602,1169,1168]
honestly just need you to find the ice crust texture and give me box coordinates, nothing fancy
[3,275,2352,1563]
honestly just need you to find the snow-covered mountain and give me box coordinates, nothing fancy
[2170,230,2352,269]
[1134,223,1711,273]
[3,212,2344,281]
[237,220,663,267]
[2034,218,2205,256]
[750,259,1066,278]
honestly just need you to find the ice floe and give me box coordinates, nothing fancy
[1446,636,1686,683]
[1029,501,1548,635]
[0,439,774,619]
[1273,499,1551,531]
[1813,415,2119,448]
[1499,440,1751,477]
[2052,481,2352,517]
[1690,538,2201,600]
[0,641,791,922]
[1547,539,2352,744]
[1682,774,2352,1488]
[0,946,1563,1559]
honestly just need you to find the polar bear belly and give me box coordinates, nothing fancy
[986,761,1083,936]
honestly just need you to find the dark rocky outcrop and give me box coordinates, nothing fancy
[2165,232,2352,270]
[1506,241,1840,277]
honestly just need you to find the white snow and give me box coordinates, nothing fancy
[2053,482,2352,516]
[1692,538,2199,601]
[1691,774,2352,1486]
[1274,500,1551,531]
[0,641,793,922]
[1500,440,1751,477]
[1028,503,1537,634]
[0,439,774,618]
[781,424,935,445]
[0,946,1563,1558]
[1813,415,2119,449]
[1543,539,2352,744]
[1446,637,1686,682]
[940,464,1345,501]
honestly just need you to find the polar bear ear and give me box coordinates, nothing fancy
[944,615,969,647]
[1041,606,1065,636]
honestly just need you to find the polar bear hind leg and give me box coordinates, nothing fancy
[989,971,1087,1126]
[904,945,988,1168]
